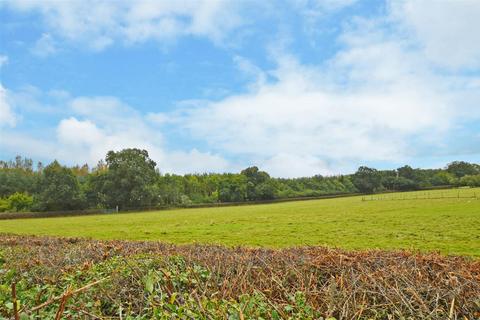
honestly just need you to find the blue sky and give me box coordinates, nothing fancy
[0,0,479,177]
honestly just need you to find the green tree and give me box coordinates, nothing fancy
[254,180,276,200]
[84,170,109,208]
[459,174,480,187]
[430,171,455,186]
[218,174,247,202]
[35,161,84,211]
[397,165,415,180]
[393,176,418,191]
[0,167,38,198]
[241,166,271,200]
[446,161,479,178]
[157,174,186,205]
[0,199,8,212]
[96,149,159,209]
[352,166,383,193]
[5,192,33,212]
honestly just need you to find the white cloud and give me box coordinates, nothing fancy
[233,55,267,90]
[263,153,333,178]
[0,55,8,67]
[289,0,358,41]
[5,0,246,51]
[4,0,360,53]
[56,115,161,166]
[70,96,135,122]
[167,8,480,176]
[0,84,17,127]
[31,33,57,57]
[0,87,234,173]
[54,111,233,173]
[146,112,171,125]
[0,131,58,159]
[161,149,232,175]
[1,1,479,176]
[57,117,103,146]
[175,55,454,172]
[290,0,357,16]
[390,0,480,69]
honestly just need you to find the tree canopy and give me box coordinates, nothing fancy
[0,152,478,213]
[34,160,84,211]
[352,167,382,193]
[91,149,158,209]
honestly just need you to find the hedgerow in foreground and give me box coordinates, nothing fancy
[0,235,479,319]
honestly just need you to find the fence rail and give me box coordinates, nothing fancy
[362,190,479,201]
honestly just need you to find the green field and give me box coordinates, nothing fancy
[2,188,479,256]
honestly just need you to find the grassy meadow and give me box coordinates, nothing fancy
[2,188,479,256]
[2,188,480,319]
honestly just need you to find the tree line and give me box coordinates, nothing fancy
[1,148,479,213]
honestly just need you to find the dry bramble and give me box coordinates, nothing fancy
[0,234,478,319]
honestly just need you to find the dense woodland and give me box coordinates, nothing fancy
[0,148,479,212]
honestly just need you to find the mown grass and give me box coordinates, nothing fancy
[2,188,479,256]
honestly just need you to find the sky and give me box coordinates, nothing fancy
[0,0,479,177]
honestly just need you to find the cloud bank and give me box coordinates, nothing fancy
[0,91,232,174]
[151,1,480,176]
[1,0,479,177]
[4,0,248,50]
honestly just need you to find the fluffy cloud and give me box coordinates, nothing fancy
[162,149,232,174]
[4,0,246,50]
[390,0,480,69]
[0,84,16,127]
[31,33,57,57]
[58,96,232,173]
[173,62,447,175]
[0,131,58,159]
[0,58,14,127]
[1,1,479,177]
[290,0,358,19]
[56,116,162,167]
[263,153,334,177]
[52,97,164,165]
[3,0,360,53]
[161,5,480,176]
[0,88,233,173]
[57,118,103,147]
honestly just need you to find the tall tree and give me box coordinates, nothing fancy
[218,174,247,202]
[35,160,84,211]
[96,149,159,209]
[352,166,383,193]
[241,166,272,200]
[446,161,479,178]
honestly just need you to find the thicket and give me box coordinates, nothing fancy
[1,235,479,319]
[0,150,479,212]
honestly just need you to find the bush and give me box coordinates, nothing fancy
[0,192,33,212]
[0,199,8,212]
[431,171,456,186]
[459,174,480,187]
[1,236,479,319]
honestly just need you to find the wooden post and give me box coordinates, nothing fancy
[12,283,19,320]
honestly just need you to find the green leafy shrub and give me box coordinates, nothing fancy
[0,192,33,212]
